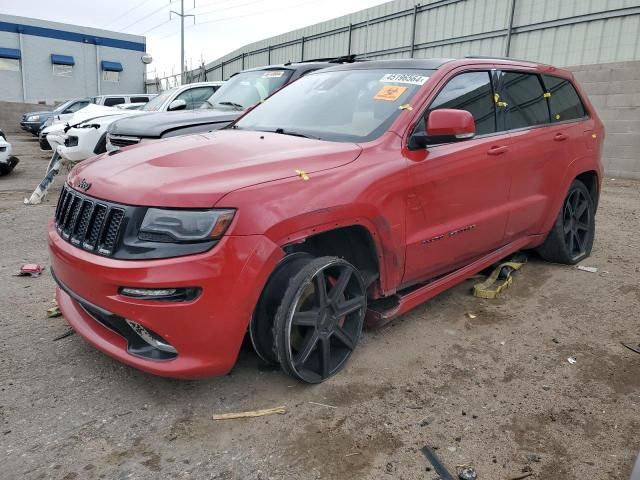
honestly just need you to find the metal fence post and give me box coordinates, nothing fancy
[347,23,353,55]
[301,36,305,61]
[268,45,271,64]
[505,0,517,56]
[410,3,419,58]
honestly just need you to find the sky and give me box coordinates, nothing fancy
[0,0,391,78]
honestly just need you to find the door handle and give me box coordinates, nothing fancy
[554,133,568,142]
[487,145,509,155]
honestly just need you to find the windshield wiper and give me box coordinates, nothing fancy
[273,128,321,140]
[216,101,244,111]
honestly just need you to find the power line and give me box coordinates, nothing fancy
[103,0,155,29]
[188,0,266,16]
[192,0,317,27]
[119,2,172,32]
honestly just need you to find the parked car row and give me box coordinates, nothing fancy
[0,128,19,175]
[48,56,604,384]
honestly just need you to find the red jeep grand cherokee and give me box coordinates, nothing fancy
[49,58,604,383]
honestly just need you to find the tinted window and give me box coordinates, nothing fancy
[500,72,549,129]
[131,96,150,103]
[176,86,215,109]
[542,75,586,122]
[64,101,89,113]
[104,97,125,107]
[426,71,496,135]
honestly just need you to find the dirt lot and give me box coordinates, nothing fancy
[1,132,639,480]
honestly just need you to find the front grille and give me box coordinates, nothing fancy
[109,135,140,148]
[55,185,126,257]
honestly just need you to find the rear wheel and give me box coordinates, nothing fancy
[273,257,367,383]
[537,179,595,264]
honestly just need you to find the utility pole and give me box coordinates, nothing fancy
[171,0,195,85]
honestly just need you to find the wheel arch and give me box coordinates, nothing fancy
[575,169,600,212]
[280,221,387,297]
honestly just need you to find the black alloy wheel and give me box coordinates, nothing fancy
[537,179,595,265]
[562,187,592,259]
[273,257,367,383]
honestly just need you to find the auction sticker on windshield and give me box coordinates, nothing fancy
[380,73,429,85]
[262,71,285,78]
[374,85,408,101]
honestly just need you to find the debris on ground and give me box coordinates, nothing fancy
[419,416,434,427]
[53,329,75,341]
[421,446,455,480]
[510,473,533,480]
[457,465,478,479]
[308,401,337,409]
[465,312,477,319]
[14,264,45,277]
[567,357,577,364]
[47,305,61,318]
[212,406,286,420]
[577,265,598,273]
[473,256,526,299]
[621,342,640,354]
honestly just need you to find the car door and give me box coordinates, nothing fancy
[497,70,581,240]
[403,69,513,283]
[175,86,216,110]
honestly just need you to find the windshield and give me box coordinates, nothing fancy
[141,89,175,111]
[53,99,75,114]
[202,69,294,111]
[234,69,433,142]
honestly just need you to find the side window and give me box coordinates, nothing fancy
[425,71,496,136]
[64,101,88,114]
[176,86,215,109]
[500,72,549,129]
[542,75,586,122]
[131,96,150,103]
[104,97,125,107]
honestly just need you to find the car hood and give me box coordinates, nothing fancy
[109,109,239,138]
[68,130,362,207]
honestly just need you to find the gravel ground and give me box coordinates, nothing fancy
[1,132,639,480]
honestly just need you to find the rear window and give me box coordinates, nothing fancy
[542,75,586,122]
[104,97,125,107]
[500,72,549,129]
[131,96,150,103]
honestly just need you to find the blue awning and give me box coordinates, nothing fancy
[51,54,75,66]
[101,60,123,72]
[0,47,21,60]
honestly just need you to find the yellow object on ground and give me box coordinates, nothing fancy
[472,261,525,299]
[212,406,286,420]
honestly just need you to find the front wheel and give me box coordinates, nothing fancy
[273,257,367,383]
[537,179,595,264]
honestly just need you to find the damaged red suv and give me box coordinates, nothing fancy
[49,58,603,383]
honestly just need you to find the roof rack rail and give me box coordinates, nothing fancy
[285,54,361,65]
[463,55,541,64]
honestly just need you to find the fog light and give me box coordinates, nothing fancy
[125,319,177,354]
[119,287,201,301]
[121,287,177,297]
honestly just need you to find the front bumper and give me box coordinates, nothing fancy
[48,221,284,378]
[58,130,101,162]
[20,122,41,134]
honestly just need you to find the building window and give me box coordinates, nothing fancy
[0,48,21,72]
[103,70,120,82]
[51,54,75,78]
[0,58,19,71]
[53,64,73,77]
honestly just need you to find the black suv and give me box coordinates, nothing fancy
[106,57,357,150]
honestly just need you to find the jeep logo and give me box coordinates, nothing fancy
[77,178,92,191]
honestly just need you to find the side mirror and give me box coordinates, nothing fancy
[168,99,187,111]
[410,109,475,149]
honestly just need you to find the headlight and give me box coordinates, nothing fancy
[139,208,235,243]
[27,115,40,122]
[65,136,79,147]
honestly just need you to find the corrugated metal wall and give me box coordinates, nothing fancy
[147,0,640,88]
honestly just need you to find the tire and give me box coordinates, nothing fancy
[249,252,313,365]
[537,179,595,265]
[273,256,367,383]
